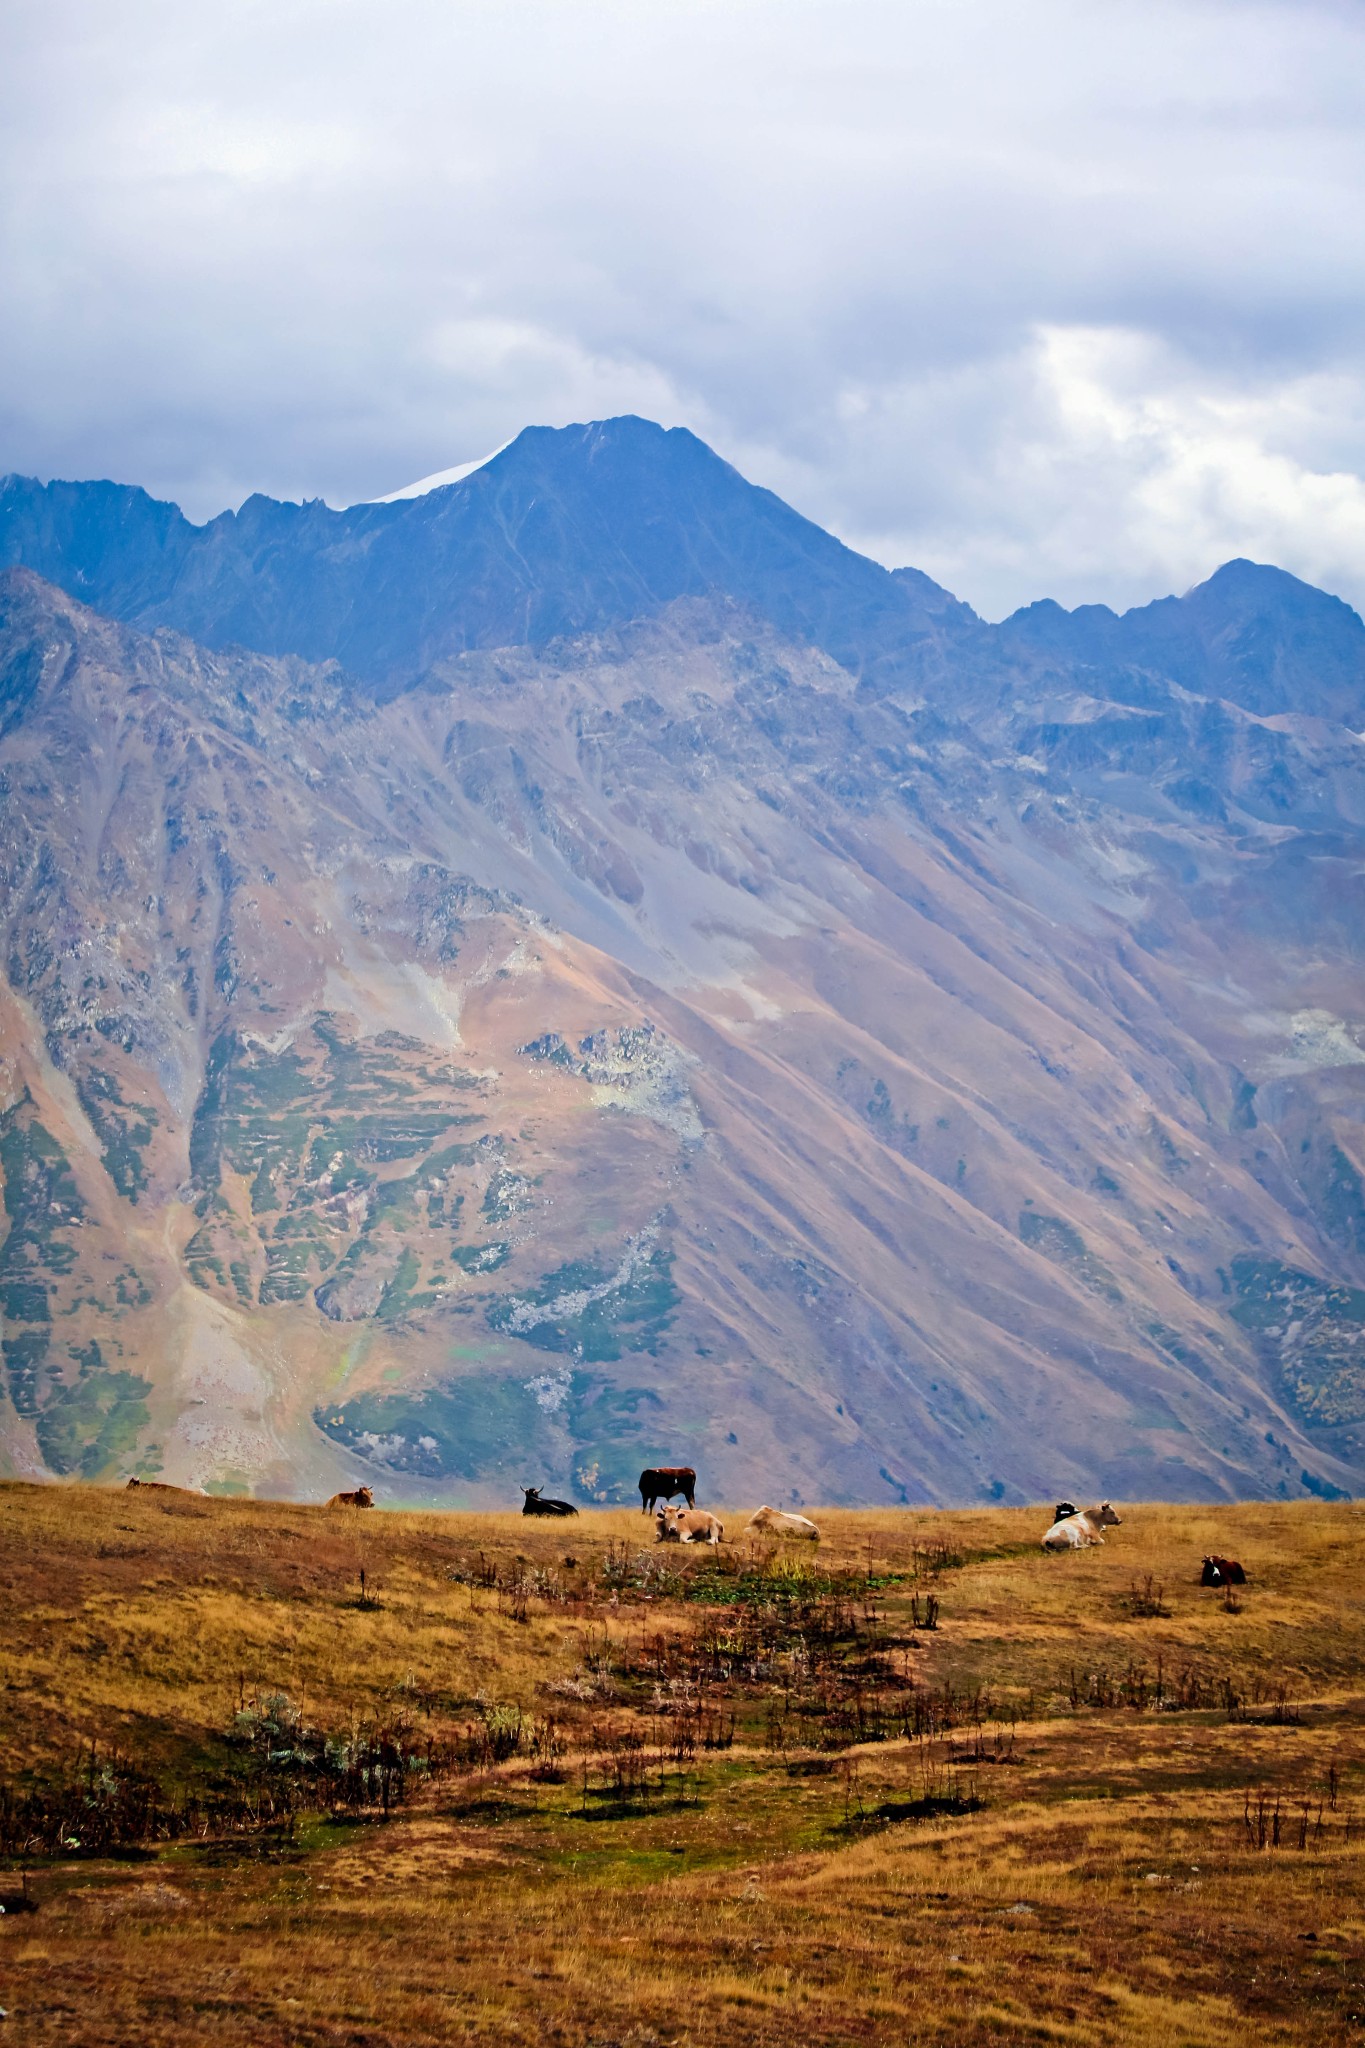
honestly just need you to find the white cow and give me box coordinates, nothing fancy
[744,1505,821,1540]
[1042,1501,1121,1549]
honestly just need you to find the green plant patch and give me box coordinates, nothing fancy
[486,1241,680,1361]
[450,1240,509,1273]
[72,1062,160,1201]
[187,1017,499,1327]
[35,1364,153,1479]
[1019,1210,1122,1302]
[1232,1254,1365,1427]
[113,1267,152,1309]
[568,1375,670,1500]
[3,1328,50,1415]
[314,1372,549,1480]
[377,1246,424,1320]
[0,1096,85,1288]
[261,1219,336,1305]
[1320,1144,1365,1259]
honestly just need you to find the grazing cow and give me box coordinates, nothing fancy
[639,1465,696,1514]
[521,1486,579,1518]
[656,1504,724,1546]
[125,1476,204,1496]
[1201,1554,1247,1587]
[744,1505,820,1540]
[327,1486,374,1509]
[1041,1501,1121,1549]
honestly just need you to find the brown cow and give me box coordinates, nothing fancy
[327,1486,374,1509]
[639,1466,696,1514]
[656,1504,723,1546]
[1201,1554,1247,1587]
[125,1476,204,1496]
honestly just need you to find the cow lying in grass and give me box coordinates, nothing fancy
[125,1476,204,1496]
[1042,1501,1121,1548]
[327,1486,374,1509]
[521,1486,579,1517]
[655,1504,724,1545]
[744,1505,820,1540]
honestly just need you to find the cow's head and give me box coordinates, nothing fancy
[1097,1501,1121,1526]
[523,1486,542,1502]
[655,1504,681,1543]
[355,1486,374,1508]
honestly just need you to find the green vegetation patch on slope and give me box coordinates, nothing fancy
[34,1341,152,1479]
[0,1092,85,1413]
[187,1018,491,1317]
[485,1230,679,1361]
[69,1059,160,1202]
[1019,1207,1123,1302]
[1232,1252,1365,1427]
[314,1363,670,1498]
[314,1372,548,1481]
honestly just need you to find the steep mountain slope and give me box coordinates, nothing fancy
[1,532,1363,1506]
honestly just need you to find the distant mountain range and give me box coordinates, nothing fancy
[1,417,1362,1506]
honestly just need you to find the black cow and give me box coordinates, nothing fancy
[1053,1501,1079,1523]
[639,1466,696,1514]
[522,1486,579,1518]
[1201,1554,1247,1587]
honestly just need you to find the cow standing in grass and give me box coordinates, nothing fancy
[1041,1501,1121,1549]
[639,1466,696,1514]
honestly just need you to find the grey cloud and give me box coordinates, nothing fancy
[3,0,1365,616]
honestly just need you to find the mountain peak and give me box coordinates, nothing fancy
[0,419,966,691]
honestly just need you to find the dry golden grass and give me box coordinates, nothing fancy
[1,1485,1363,2045]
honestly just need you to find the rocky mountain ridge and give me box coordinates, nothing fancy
[0,419,1363,1504]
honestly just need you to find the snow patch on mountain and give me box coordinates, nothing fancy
[370,443,512,503]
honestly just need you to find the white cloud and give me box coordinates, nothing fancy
[2,0,1365,613]
[814,325,1365,616]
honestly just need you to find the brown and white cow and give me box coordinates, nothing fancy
[1201,1554,1247,1587]
[1041,1501,1121,1549]
[744,1505,820,1540]
[655,1504,724,1546]
[327,1486,374,1509]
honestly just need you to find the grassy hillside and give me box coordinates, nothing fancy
[1,1487,1362,2044]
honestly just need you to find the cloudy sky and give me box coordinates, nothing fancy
[4,0,1365,617]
